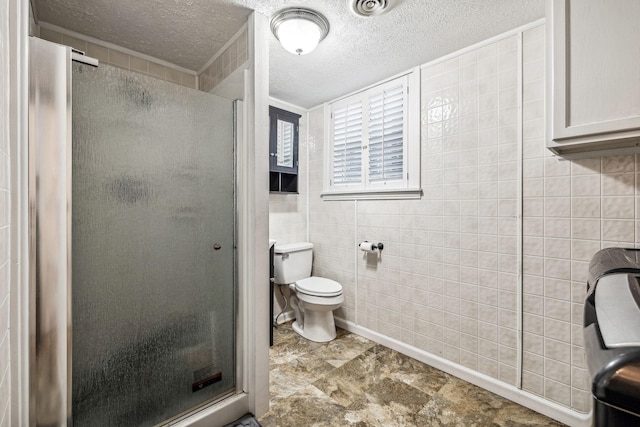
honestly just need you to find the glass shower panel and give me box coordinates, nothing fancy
[71,63,235,426]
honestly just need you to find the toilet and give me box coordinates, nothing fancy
[273,242,344,342]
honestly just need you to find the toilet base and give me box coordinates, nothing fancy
[291,309,337,343]
[291,320,305,337]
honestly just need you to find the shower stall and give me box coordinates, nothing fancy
[29,36,246,426]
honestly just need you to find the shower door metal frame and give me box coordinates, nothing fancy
[28,36,72,426]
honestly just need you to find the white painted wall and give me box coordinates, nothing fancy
[0,0,12,423]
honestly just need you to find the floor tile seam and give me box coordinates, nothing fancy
[341,389,434,427]
[392,375,452,398]
[307,341,379,360]
[298,346,371,378]
[367,376,440,407]
[302,382,349,410]
[315,366,440,414]
[304,345,378,374]
[268,327,567,426]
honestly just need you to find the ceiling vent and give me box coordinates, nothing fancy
[348,0,390,17]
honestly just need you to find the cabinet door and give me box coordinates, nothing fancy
[269,106,301,174]
[548,0,640,153]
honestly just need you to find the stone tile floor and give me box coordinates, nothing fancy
[259,322,565,427]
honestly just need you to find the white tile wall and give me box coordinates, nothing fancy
[520,24,595,412]
[268,108,308,246]
[198,28,248,93]
[308,108,356,322]
[39,27,198,89]
[302,23,600,415]
[269,194,307,246]
[416,33,522,386]
[269,107,308,320]
[0,0,11,424]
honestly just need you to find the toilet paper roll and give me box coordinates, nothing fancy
[359,241,375,252]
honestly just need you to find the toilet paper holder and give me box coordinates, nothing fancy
[359,241,384,251]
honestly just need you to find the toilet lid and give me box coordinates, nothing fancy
[295,277,343,297]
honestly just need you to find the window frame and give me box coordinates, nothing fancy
[322,67,421,200]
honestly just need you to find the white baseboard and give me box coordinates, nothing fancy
[335,317,592,427]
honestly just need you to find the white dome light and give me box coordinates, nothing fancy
[271,8,330,56]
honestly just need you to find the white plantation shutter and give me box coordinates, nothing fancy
[368,84,404,182]
[325,69,419,198]
[332,102,363,185]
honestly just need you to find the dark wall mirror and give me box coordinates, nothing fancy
[269,106,301,193]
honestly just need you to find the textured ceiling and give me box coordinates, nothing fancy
[34,0,545,108]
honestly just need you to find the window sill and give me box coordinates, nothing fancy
[320,188,422,201]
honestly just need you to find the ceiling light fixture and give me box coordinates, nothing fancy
[270,7,330,56]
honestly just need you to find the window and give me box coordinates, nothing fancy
[323,68,420,199]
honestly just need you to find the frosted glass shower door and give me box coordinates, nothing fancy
[71,63,235,426]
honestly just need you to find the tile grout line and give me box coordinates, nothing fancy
[516,29,524,391]
[354,199,358,326]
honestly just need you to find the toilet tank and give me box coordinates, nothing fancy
[273,242,313,284]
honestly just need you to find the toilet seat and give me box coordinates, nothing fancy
[295,276,342,297]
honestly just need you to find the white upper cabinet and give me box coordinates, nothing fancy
[547,0,640,157]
